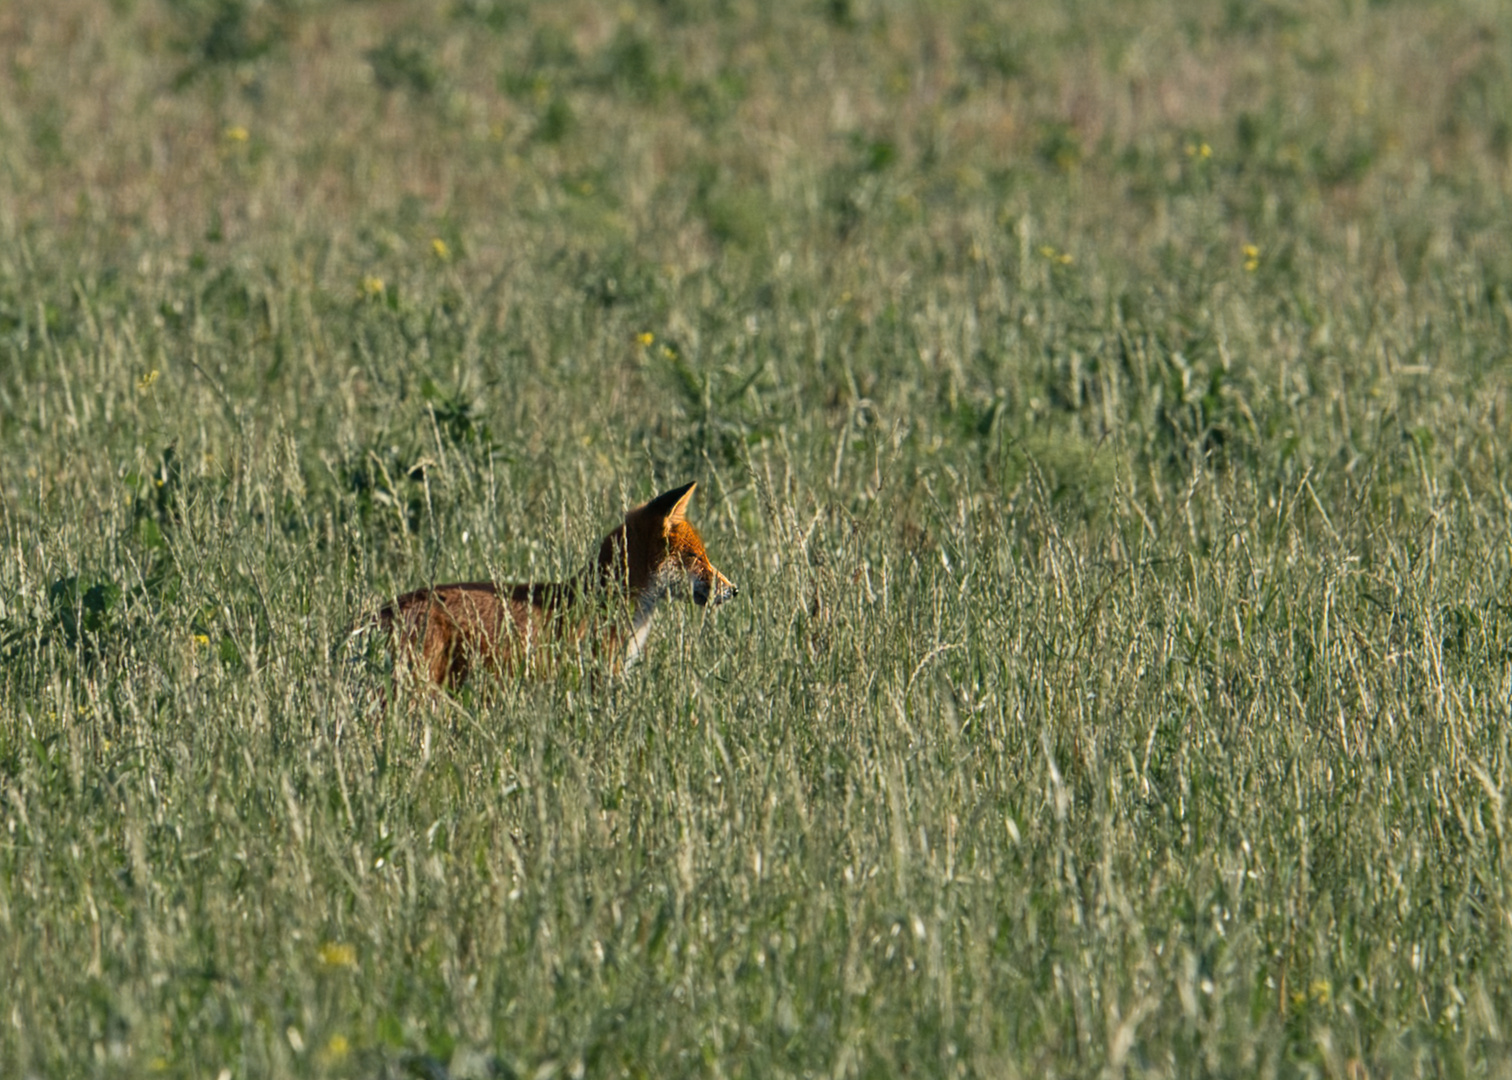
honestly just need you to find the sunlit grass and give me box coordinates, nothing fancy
[3,0,1512,1076]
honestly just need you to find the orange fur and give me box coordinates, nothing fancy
[375,483,736,689]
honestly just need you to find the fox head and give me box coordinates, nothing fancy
[597,482,738,608]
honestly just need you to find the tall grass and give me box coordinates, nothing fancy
[3,0,1512,1075]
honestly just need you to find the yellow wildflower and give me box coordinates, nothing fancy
[317,941,357,969]
[318,1034,350,1065]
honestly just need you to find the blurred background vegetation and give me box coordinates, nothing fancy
[3,0,1509,509]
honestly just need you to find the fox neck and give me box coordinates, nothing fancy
[571,564,668,670]
[622,587,663,669]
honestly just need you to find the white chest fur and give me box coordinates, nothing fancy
[621,591,660,668]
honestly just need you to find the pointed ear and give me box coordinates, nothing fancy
[642,482,697,526]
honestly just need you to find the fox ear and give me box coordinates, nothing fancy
[643,482,697,526]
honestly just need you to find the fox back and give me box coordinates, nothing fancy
[375,482,736,689]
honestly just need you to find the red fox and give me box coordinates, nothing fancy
[373,482,737,688]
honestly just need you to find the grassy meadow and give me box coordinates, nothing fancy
[4,0,1512,1075]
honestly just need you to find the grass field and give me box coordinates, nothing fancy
[4,0,1512,1075]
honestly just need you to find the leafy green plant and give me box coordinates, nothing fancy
[367,36,441,97]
